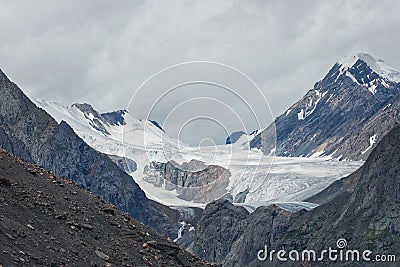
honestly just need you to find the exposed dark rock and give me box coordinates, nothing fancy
[183,127,400,266]
[101,110,127,126]
[226,131,246,144]
[180,200,300,266]
[72,103,111,135]
[149,120,165,132]
[270,126,400,266]
[107,154,137,174]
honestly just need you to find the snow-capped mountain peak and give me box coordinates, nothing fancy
[337,52,400,83]
[251,52,400,161]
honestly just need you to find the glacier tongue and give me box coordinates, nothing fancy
[34,99,362,209]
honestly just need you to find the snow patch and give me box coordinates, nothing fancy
[297,90,324,121]
[383,103,392,111]
[297,109,305,120]
[310,150,325,158]
[345,71,360,85]
[361,134,377,155]
[173,222,186,242]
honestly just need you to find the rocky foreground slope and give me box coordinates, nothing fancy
[0,149,213,267]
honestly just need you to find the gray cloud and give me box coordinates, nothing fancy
[1,0,399,144]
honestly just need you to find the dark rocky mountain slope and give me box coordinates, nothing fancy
[272,126,400,266]
[0,149,212,267]
[178,199,304,266]
[183,126,400,266]
[251,52,400,160]
[0,69,177,238]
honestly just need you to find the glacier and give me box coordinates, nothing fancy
[34,99,363,210]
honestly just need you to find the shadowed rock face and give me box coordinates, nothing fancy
[0,149,211,267]
[183,127,400,266]
[101,109,127,126]
[179,199,302,266]
[270,126,400,266]
[0,69,178,238]
[251,55,400,160]
[107,154,137,174]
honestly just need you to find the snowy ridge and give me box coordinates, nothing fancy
[338,52,400,83]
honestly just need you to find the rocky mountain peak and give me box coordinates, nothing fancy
[101,109,128,126]
[71,102,101,117]
[251,52,400,160]
[70,102,111,135]
[322,52,400,97]
[149,120,165,132]
[337,52,400,83]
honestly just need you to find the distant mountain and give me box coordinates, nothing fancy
[226,131,246,144]
[0,149,209,266]
[0,69,178,238]
[251,52,400,160]
[181,126,400,266]
[149,120,165,132]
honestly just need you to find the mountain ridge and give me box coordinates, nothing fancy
[0,68,179,238]
[250,52,400,160]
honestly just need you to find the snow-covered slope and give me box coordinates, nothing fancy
[35,99,362,209]
[33,99,182,166]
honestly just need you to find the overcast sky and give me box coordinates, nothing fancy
[1,0,399,145]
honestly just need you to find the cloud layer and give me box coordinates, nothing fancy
[1,0,399,144]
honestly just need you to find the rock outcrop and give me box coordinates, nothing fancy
[143,159,231,203]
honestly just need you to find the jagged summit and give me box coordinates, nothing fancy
[337,51,400,83]
[323,51,400,96]
[71,102,98,113]
[251,52,400,160]
[102,109,128,126]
